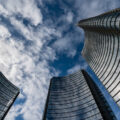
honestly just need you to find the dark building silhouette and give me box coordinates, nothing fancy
[43,70,116,120]
[0,72,19,120]
[78,8,120,108]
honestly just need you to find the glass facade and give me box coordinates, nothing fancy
[43,70,116,120]
[0,72,19,120]
[78,8,120,108]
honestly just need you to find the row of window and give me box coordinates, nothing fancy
[82,25,120,107]
[79,11,120,30]
[0,73,19,92]
[46,71,103,120]
[0,73,19,119]
[48,94,94,107]
[46,110,102,120]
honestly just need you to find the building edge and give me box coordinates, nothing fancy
[0,72,20,120]
[2,91,20,120]
[42,78,53,120]
[81,70,117,120]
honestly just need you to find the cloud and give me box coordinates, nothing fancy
[67,62,88,74]
[67,55,88,74]
[74,0,120,21]
[0,1,62,119]
[0,25,11,38]
[67,65,81,74]
[0,23,59,120]
[66,12,74,23]
[56,10,74,24]
[0,4,60,119]
[0,0,42,26]
[53,36,76,57]
[53,29,83,58]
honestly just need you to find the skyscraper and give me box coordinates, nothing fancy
[78,8,120,108]
[43,70,116,120]
[0,72,20,120]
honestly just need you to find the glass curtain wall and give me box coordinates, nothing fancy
[79,8,120,108]
[0,72,19,119]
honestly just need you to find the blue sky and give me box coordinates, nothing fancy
[0,0,120,120]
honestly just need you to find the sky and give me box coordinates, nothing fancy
[0,0,120,120]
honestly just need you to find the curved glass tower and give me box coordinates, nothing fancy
[43,70,116,120]
[78,8,120,108]
[0,72,20,119]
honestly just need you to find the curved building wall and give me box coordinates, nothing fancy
[43,70,116,120]
[0,72,20,119]
[79,8,120,108]
[44,71,103,120]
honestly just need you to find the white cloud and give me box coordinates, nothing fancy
[53,31,83,58]
[0,25,11,38]
[67,65,81,74]
[5,105,22,120]
[74,0,120,21]
[0,12,60,120]
[0,25,59,120]
[53,36,77,57]
[0,4,9,17]
[66,12,74,23]
[67,63,88,74]
[0,0,42,26]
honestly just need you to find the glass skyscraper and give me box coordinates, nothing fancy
[0,72,19,120]
[43,70,116,120]
[78,8,120,108]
